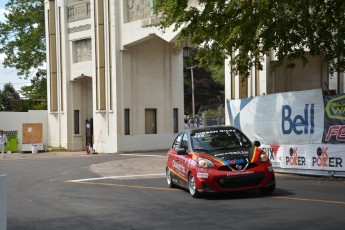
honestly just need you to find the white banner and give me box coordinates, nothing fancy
[226,89,324,145]
[261,144,344,172]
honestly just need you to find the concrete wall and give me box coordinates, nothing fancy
[0,111,48,152]
[225,51,330,100]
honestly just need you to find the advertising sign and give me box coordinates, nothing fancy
[324,94,345,144]
[261,144,344,172]
[226,89,324,145]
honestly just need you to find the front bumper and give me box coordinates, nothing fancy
[194,163,275,193]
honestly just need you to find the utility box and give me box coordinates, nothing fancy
[4,131,18,153]
[21,123,44,153]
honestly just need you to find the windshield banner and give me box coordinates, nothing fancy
[323,94,345,144]
[226,89,324,145]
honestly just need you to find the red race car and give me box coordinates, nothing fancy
[166,126,276,198]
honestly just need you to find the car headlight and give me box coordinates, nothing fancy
[197,157,215,168]
[259,151,269,162]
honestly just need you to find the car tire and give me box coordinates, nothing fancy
[260,183,276,195]
[188,173,200,198]
[166,168,175,188]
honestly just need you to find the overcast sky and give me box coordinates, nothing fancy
[0,0,31,90]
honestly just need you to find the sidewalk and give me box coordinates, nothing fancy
[1,151,93,160]
[1,150,167,160]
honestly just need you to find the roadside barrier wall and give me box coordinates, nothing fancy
[226,89,345,177]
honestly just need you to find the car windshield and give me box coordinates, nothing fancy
[190,128,252,151]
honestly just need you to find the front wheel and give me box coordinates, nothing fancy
[260,183,276,195]
[166,168,175,188]
[188,173,201,198]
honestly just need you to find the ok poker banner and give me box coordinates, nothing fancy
[261,144,344,172]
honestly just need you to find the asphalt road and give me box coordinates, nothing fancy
[1,151,345,230]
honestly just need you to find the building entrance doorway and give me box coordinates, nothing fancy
[145,109,157,134]
[85,118,93,150]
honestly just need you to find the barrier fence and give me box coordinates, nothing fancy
[226,89,345,177]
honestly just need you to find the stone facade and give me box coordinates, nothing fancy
[45,0,183,153]
[128,0,153,22]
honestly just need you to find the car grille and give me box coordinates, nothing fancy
[215,172,265,189]
[218,163,257,171]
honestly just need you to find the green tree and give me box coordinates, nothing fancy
[0,82,20,111]
[209,64,225,85]
[0,0,45,79]
[19,75,47,109]
[0,0,46,108]
[155,0,345,77]
[183,48,224,115]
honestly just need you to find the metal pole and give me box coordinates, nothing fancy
[191,67,195,117]
[186,66,196,117]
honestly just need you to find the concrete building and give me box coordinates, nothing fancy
[45,0,184,153]
[44,0,345,153]
[225,51,345,100]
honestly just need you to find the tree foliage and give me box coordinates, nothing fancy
[0,0,46,108]
[183,48,224,115]
[0,0,45,79]
[0,82,20,111]
[155,0,345,77]
[19,75,47,109]
[0,82,45,111]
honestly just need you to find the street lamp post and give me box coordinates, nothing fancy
[183,45,196,118]
[186,66,196,118]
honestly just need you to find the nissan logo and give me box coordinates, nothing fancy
[235,164,242,170]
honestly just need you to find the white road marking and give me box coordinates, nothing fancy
[120,154,165,158]
[67,173,165,183]
[67,153,166,183]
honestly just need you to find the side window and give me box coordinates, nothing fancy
[172,133,183,150]
[234,130,251,147]
[180,133,189,149]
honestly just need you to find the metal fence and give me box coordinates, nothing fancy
[197,104,225,127]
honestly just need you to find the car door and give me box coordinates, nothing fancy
[174,132,190,188]
[167,132,190,188]
[167,133,183,185]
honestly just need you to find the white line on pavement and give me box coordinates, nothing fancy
[67,173,166,183]
[120,154,165,157]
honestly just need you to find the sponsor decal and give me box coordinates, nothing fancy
[172,160,186,176]
[214,151,249,157]
[285,147,306,166]
[188,158,197,167]
[223,158,248,165]
[325,125,345,142]
[262,145,280,161]
[312,147,343,168]
[194,129,231,138]
[197,172,209,178]
[325,95,345,120]
[226,171,254,177]
[282,104,314,135]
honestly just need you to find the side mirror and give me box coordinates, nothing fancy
[253,141,261,147]
[177,148,187,155]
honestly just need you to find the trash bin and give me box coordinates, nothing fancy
[31,144,38,154]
